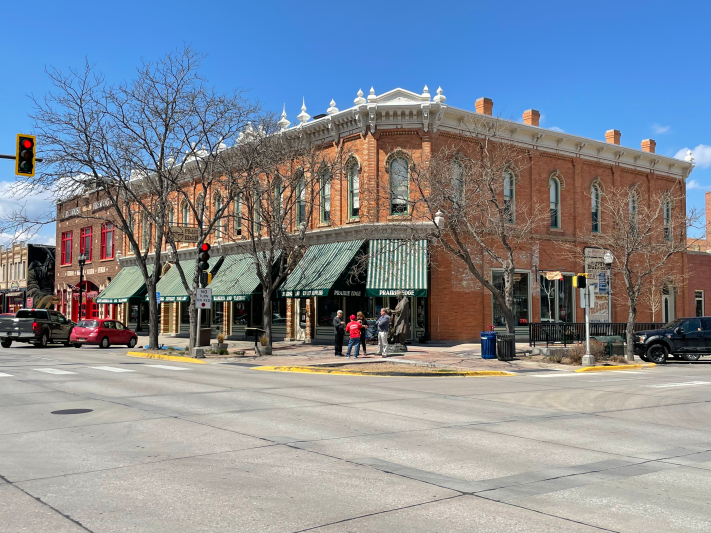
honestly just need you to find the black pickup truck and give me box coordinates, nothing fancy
[634,317,711,364]
[0,309,75,348]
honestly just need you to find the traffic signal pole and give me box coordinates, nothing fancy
[582,285,594,366]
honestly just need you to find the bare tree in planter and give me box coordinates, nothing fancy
[6,46,258,350]
[404,118,546,335]
[234,122,343,355]
[577,183,697,362]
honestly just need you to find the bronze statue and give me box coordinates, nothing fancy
[388,291,410,345]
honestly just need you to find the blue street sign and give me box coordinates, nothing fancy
[597,273,607,295]
[156,291,161,304]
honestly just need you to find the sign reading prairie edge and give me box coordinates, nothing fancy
[170,226,199,242]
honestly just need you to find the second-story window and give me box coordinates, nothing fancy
[101,223,114,259]
[167,203,174,227]
[503,170,515,223]
[591,184,601,233]
[61,231,73,265]
[348,162,360,218]
[235,195,242,236]
[141,216,149,250]
[181,202,189,227]
[296,178,306,225]
[80,226,93,262]
[214,193,223,239]
[390,157,409,214]
[629,190,638,235]
[549,177,561,229]
[664,197,672,241]
[320,170,331,223]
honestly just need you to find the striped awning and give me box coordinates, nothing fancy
[366,240,428,297]
[278,240,365,298]
[207,254,263,302]
[153,258,218,302]
[96,266,153,304]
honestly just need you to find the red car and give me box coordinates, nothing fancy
[70,319,139,349]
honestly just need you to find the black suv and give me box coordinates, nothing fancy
[634,317,711,364]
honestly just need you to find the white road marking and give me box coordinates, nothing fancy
[645,381,711,389]
[530,373,579,377]
[0,372,13,377]
[145,365,189,371]
[88,366,135,373]
[34,368,76,375]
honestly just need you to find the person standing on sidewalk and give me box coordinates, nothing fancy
[345,314,365,358]
[333,310,344,356]
[357,311,369,356]
[375,308,390,357]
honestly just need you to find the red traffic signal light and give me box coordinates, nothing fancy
[197,242,211,271]
[199,243,211,253]
[16,134,36,177]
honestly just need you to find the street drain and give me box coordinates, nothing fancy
[51,409,94,415]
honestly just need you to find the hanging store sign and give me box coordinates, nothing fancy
[544,271,563,281]
[169,226,199,242]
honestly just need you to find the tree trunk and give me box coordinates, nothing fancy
[146,278,159,350]
[626,304,636,362]
[262,293,272,355]
[503,266,517,334]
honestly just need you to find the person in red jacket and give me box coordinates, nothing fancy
[345,314,365,358]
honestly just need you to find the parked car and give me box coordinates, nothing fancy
[634,317,711,364]
[70,319,138,349]
[0,309,74,348]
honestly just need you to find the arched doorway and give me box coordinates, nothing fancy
[72,281,99,322]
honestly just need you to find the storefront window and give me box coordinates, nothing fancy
[416,298,426,329]
[318,296,339,328]
[212,302,224,328]
[540,275,574,323]
[232,301,248,325]
[181,302,190,324]
[251,297,263,327]
[272,299,287,326]
[492,271,529,327]
[130,303,139,323]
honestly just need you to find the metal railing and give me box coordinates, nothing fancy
[529,322,665,347]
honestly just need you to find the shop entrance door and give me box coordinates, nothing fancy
[662,286,674,324]
[295,298,307,341]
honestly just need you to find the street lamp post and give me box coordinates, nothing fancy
[78,253,87,320]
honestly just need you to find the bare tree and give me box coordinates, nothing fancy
[579,183,697,361]
[406,118,546,334]
[4,46,258,350]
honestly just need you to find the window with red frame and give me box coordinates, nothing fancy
[80,227,92,262]
[61,231,73,265]
[101,223,114,259]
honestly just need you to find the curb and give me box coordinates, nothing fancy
[126,351,207,364]
[252,366,515,377]
[574,363,657,373]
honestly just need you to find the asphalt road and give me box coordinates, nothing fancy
[2,345,711,532]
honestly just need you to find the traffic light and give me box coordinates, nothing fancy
[197,243,211,271]
[573,273,587,289]
[16,134,36,177]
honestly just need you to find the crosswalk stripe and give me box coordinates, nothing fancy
[88,366,136,373]
[145,365,189,371]
[0,372,13,377]
[645,381,711,389]
[34,368,76,375]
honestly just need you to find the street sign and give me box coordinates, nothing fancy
[156,292,161,304]
[26,297,33,308]
[170,226,199,242]
[196,288,212,309]
[597,273,607,295]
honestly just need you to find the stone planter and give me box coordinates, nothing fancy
[212,343,229,350]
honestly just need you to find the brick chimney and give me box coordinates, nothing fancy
[605,129,621,145]
[475,97,493,116]
[641,139,656,153]
[523,109,540,127]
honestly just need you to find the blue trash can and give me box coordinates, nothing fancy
[480,332,497,359]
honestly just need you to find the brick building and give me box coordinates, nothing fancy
[55,191,122,323]
[687,191,711,318]
[97,86,694,341]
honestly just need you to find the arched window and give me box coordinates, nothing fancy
[296,177,306,225]
[504,170,515,223]
[141,215,149,249]
[320,169,331,223]
[214,193,223,239]
[664,197,672,241]
[166,203,174,227]
[591,184,601,233]
[348,162,360,219]
[549,177,560,228]
[629,190,638,235]
[235,194,242,236]
[390,157,409,214]
[452,161,464,206]
[181,202,189,227]
[196,194,204,224]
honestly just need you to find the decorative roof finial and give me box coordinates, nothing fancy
[433,86,446,104]
[422,85,430,99]
[327,99,339,115]
[354,88,366,105]
[685,149,695,164]
[277,104,291,131]
[297,98,310,125]
[367,87,376,102]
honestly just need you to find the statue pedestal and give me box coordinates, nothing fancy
[383,343,408,357]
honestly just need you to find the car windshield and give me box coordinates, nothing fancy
[15,310,49,320]
[77,320,99,328]
[662,318,684,330]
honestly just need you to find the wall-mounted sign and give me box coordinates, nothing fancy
[169,226,199,242]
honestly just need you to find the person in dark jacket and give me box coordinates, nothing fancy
[333,310,344,356]
[376,308,390,356]
[357,311,369,355]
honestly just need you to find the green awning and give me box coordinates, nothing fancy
[366,240,428,297]
[153,258,218,302]
[278,240,365,298]
[96,265,154,304]
[208,254,262,302]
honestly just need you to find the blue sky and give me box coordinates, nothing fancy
[1,0,710,243]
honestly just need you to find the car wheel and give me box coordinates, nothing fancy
[638,352,650,362]
[682,353,701,362]
[73,343,82,348]
[127,337,137,348]
[37,332,49,348]
[646,344,668,364]
[0,339,11,348]
[99,337,110,349]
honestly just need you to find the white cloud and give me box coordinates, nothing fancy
[539,114,546,124]
[652,123,670,134]
[675,144,711,168]
[549,126,564,133]
[686,179,706,190]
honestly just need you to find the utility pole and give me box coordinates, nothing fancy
[575,273,595,366]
